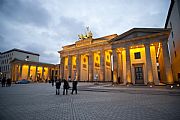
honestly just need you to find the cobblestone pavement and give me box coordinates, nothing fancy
[0,83,180,120]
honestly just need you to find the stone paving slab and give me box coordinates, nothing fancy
[0,83,180,120]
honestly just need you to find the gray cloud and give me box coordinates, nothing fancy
[0,0,170,64]
[0,0,50,27]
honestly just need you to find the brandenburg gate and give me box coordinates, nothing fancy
[59,28,173,85]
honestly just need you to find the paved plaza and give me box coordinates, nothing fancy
[0,83,180,120]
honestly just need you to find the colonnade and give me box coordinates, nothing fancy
[60,41,173,85]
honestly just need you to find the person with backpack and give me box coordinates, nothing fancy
[55,79,61,95]
[63,79,70,95]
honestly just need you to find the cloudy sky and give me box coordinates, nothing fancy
[0,0,170,64]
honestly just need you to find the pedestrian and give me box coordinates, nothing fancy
[63,79,70,95]
[6,78,11,87]
[68,76,71,82]
[1,77,6,87]
[71,78,78,94]
[55,79,61,95]
[118,76,120,84]
[51,78,54,87]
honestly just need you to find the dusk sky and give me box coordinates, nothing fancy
[0,0,170,64]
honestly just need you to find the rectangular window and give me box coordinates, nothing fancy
[178,73,180,80]
[175,51,177,58]
[134,52,141,59]
[173,41,175,48]
[170,22,172,29]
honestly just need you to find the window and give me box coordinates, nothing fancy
[178,73,180,80]
[170,22,172,28]
[175,51,177,58]
[172,31,174,38]
[134,52,141,59]
[173,41,175,48]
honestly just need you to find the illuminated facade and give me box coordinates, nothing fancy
[10,59,59,82]
[165,0,180,83]
[59,28,173,85]
[0,48,39,79]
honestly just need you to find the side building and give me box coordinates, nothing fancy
[0,48,40,78]
[10,59,58,82]
[59,28,173,85]
[165,0,180,83]
[0,48,60,82]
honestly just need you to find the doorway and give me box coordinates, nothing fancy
[135,66,144,84]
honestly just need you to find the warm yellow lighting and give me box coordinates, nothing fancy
[130,47,133,49]
[156,43,161,58]
[151,44,153,46]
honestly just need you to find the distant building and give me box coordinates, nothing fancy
[0,48,40,78]
[59,28,173,85]
[165,0,180,83]
[0,48,60,82]
[10,59,57,82]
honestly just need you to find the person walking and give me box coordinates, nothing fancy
[68,76,71,82]
[71,78,78,94]
[1,77,6,87]
[6,78,11,87]
[51,78,54,87]
[63,79,69,95]
[55,79,61,95]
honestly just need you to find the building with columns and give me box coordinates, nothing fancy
[10,59,59,82]
[0,48,39,79]
[59,28,174,85]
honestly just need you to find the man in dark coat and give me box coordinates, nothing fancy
[71,79,78,94]
[51,79,54,87]
[1,77,6,87]
[63,79,69,95]
[55,79,61,95]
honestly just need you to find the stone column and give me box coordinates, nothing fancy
[118,52,123,83]
[88,51,94,81]
[60,57,65,79]
[27,65,31,79]
[48,68,51,80]
[113,49,118,83]
[35,66,38,81]
[145,44,154,84]
[76,54,81,81]
[11,64,14,81]
[100,50,105,81]
[19,64,23,80]
[126,46,132,84]
[42,67,44,80]
[68,55,72,79]
[162,41,173,84]
[16,65,19,80]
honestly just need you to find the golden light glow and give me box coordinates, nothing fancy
[64,57,68,70]
[72,56,76,69]
[156,43,161,58]
[151,44,154,46]
[94,52,100,68]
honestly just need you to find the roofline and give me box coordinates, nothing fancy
[93,34,118,40]
[1,48,40,56]
[110,28,170,42]
[165,0,175,28]
[10,58,55,66]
